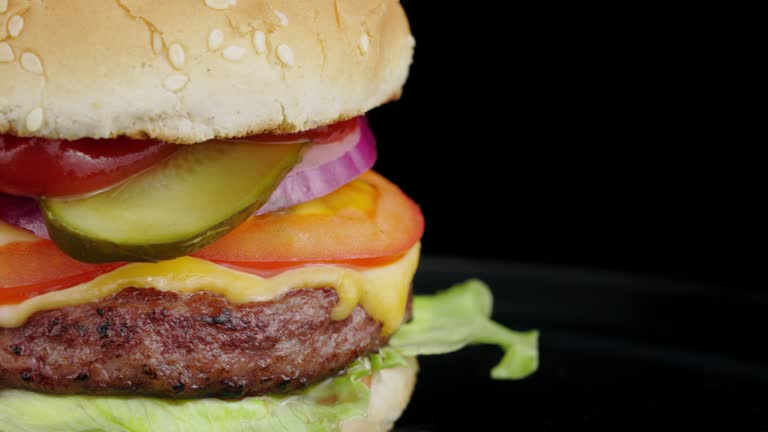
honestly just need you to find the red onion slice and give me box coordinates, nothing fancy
[257,116,376,214]
[0,117,376,239]
[0,193,49,239]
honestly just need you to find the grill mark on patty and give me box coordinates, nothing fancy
[0,287,400,399]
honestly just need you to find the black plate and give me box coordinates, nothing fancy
[394,256,768,431]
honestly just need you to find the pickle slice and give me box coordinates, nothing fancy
[42,141,305,263]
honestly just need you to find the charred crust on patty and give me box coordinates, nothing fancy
[0,287,409,399]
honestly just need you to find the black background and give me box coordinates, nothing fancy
[397,260,768,430]
[369,2,759,287]
[365,4,766,430]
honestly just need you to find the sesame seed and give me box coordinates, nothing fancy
[204,0,235,10]
[168,43,185,69]
[252,31,266,54]
[277,43,294,67]
[0,43,14,63]
[152,32,164,55]
[222,45,246,61]
[359,33,370,54]
[408,35,416,48]
[20,52,44,75]
[208,29,224,50]
[274,10,288,26]
[8,15,23,38]
[26,108,44,132]
[0,0,7,13]
[163,74,189,92]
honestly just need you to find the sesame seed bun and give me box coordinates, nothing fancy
[0,0,414,144]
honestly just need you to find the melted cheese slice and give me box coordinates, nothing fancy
[0,221,38,246]
[0,236,420,334]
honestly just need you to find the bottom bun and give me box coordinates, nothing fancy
[342,357,419,432]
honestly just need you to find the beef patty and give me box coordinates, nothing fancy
[0,287,388,398]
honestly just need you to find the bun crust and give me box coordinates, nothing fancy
[342,357,418,432]
[0,0,413,143]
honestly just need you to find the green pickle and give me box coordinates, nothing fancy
[42,141,305,263]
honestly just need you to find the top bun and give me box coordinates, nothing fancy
[0,0,413,143]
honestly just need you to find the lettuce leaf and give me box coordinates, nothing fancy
[0,279,538,431]
[390,279,539,379]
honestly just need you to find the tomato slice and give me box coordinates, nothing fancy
[0,118,359,198]
[0,170,422,305]
[237,118,360,145]
[194,171,424,265]
[0,240,123,304]
[0,136,179,197]
[218,253,410,278]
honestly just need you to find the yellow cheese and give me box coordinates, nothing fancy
[0,243,420,334]
[289,179,377,217]
[0,221,38,246]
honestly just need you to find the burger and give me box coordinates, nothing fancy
[0,1,538,431]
